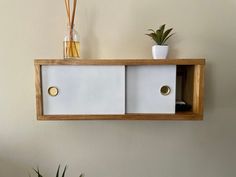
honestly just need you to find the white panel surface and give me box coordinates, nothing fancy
[42,65,125,115]
[126,65,176,114]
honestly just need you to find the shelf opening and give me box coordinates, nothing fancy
[176,65,194,112]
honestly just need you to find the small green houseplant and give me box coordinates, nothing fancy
[146,24,174,59]
[29,165,83,177]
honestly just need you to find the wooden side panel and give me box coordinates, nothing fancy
[192,65,205,115]
[35,64,43,119]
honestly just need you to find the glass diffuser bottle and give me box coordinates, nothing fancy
[63,24,80,59]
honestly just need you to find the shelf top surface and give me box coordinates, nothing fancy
[35,59,205,65]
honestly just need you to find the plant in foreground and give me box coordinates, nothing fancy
[29,165,83,177]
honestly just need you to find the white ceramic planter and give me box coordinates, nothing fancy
[152,45,169,59]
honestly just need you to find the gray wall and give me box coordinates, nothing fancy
[0,0,236,177]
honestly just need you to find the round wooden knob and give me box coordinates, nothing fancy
[48,86,59,97]
[160,85,171,96]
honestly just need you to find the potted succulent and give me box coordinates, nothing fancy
[146,24,174,59]
[29,165,83,177]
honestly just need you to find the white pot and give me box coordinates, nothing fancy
[152,45,169,59]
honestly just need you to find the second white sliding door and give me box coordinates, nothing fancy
[126,65,176,114]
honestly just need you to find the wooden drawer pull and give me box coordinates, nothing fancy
[160,85,171,96]
[48,86,59,97]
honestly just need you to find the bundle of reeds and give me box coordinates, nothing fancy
[64,0,79,59]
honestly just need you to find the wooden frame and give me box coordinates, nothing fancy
[35,59,205,120]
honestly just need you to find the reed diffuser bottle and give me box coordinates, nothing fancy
[64,0,80,59]
[63,24,80,59]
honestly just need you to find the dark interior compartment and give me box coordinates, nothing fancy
[176,65,194,112]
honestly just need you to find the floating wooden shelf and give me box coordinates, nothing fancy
[35,59,205,120]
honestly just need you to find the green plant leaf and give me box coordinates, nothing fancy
[155,30,162,45]
[159,24,165,35]
[33,168,43,177]
[162,33,175,45]
[79,173,84,177]
[62,165,67,177]
[158,24,165,43]
[145,33,155,37]
[56,165,61,177]
[147,29,155,33]
[161,28,173,44]
[146,33,159,44]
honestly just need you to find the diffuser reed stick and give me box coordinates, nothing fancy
[70,0,77,29]
[64,0,71,24]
